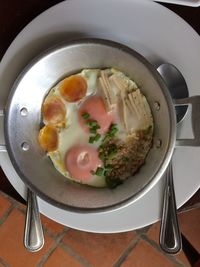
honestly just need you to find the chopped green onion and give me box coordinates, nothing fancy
[102,135,109,142]
[122,156,129,162]
[96,125,101,130]
[89,133,101,143]
[107,151,117,159]
[104,170,108,176]
[107,144,118,159]
[95,167,105,176]
[102,123,118,141]
[106,177,123,189]
[109,143,117,152]
[99,152,105,160]
[109,127,118,136]
[82,112,90,119]
[89,136,95,143]
[89,128,97,134]
[104,169,112,176]
[110,123,117,128]
[105,164,112,169]
[86,120,98,127]
[94,133,101,142]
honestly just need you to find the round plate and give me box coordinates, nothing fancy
[0,0,200,232]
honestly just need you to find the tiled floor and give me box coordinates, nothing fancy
[0,191,199,267]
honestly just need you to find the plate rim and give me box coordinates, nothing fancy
[0,0,200,232]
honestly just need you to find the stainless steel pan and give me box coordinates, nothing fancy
[1,39,200,212]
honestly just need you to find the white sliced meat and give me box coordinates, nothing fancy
[111,74,132,132]
[98,77,112,111]
[127,89,153,131]
[99,70,153,134]
[98,70,117,111]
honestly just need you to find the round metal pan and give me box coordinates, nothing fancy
[1,39,199,212]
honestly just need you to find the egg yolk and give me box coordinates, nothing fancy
[64,144,102,181]
[38,125,58,152]
[78,95,115,134]
[59,75,87,102]
[42,95,66,125]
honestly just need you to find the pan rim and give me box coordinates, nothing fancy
[4,38,176,213]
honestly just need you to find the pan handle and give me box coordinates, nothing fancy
[0,109,6,152]
[174,96,200,147]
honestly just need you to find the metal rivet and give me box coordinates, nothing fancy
[156,139,162,148]
[20,108,28,116]
[154,101,160,111]
[21,142,30,151]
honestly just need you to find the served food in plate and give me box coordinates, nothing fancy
[38,68,153,188]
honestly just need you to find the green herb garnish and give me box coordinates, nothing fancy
[89,128,97,134]
[105,177,123,189]
[86,120,98,128]
[94,133,101,142]
[82,112,90,119]
[102,123,119,141]
[89,136,96,143]
[108,144,118,156]
[107,150,117,159]
[109,127,118,136]
[122,156,129,162]
[105,164,112,169]
[95,167,105,176]
[89,133,101,143]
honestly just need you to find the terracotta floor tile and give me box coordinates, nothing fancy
[0,208,54,267]
[147,219,193,266]
[121,240,175,267]
[179,208,200,253]
[0,194,12,219]
[176,251,191,267]
[43,246,84,267]
[62,229,137,267]
[41,214,65,235]
[16,201,26,212]
[147,221,160,244]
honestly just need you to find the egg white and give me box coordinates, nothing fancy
[47,69,106,187]
[44,68,149,188]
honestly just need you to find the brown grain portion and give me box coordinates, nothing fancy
[101,128,153,182]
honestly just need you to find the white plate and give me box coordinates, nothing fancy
[153,0,200,7]
[0,0,200,233]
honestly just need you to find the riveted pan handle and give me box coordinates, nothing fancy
[175,96,200,147]
[0,109,6,152]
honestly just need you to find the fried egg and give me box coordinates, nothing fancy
[38,68,153,188]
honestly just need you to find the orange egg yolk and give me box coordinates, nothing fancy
[59,74,87,102]
[42,95,66,125]
[38,125,58,152]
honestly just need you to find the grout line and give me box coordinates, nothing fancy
[43,225,69,239]
[136,225,151,235]
[179,204,200,214]
[0,257,12,267]
[0,191,22,205]
[59,241,92,267]
[13,202,26,214]
[140,234,187,267]
[15,202,65,239]
[0,205,14,226]
[171,256,192,267]
[36,228,69,267]
[113,234,140,267]
[0,191,27,215]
